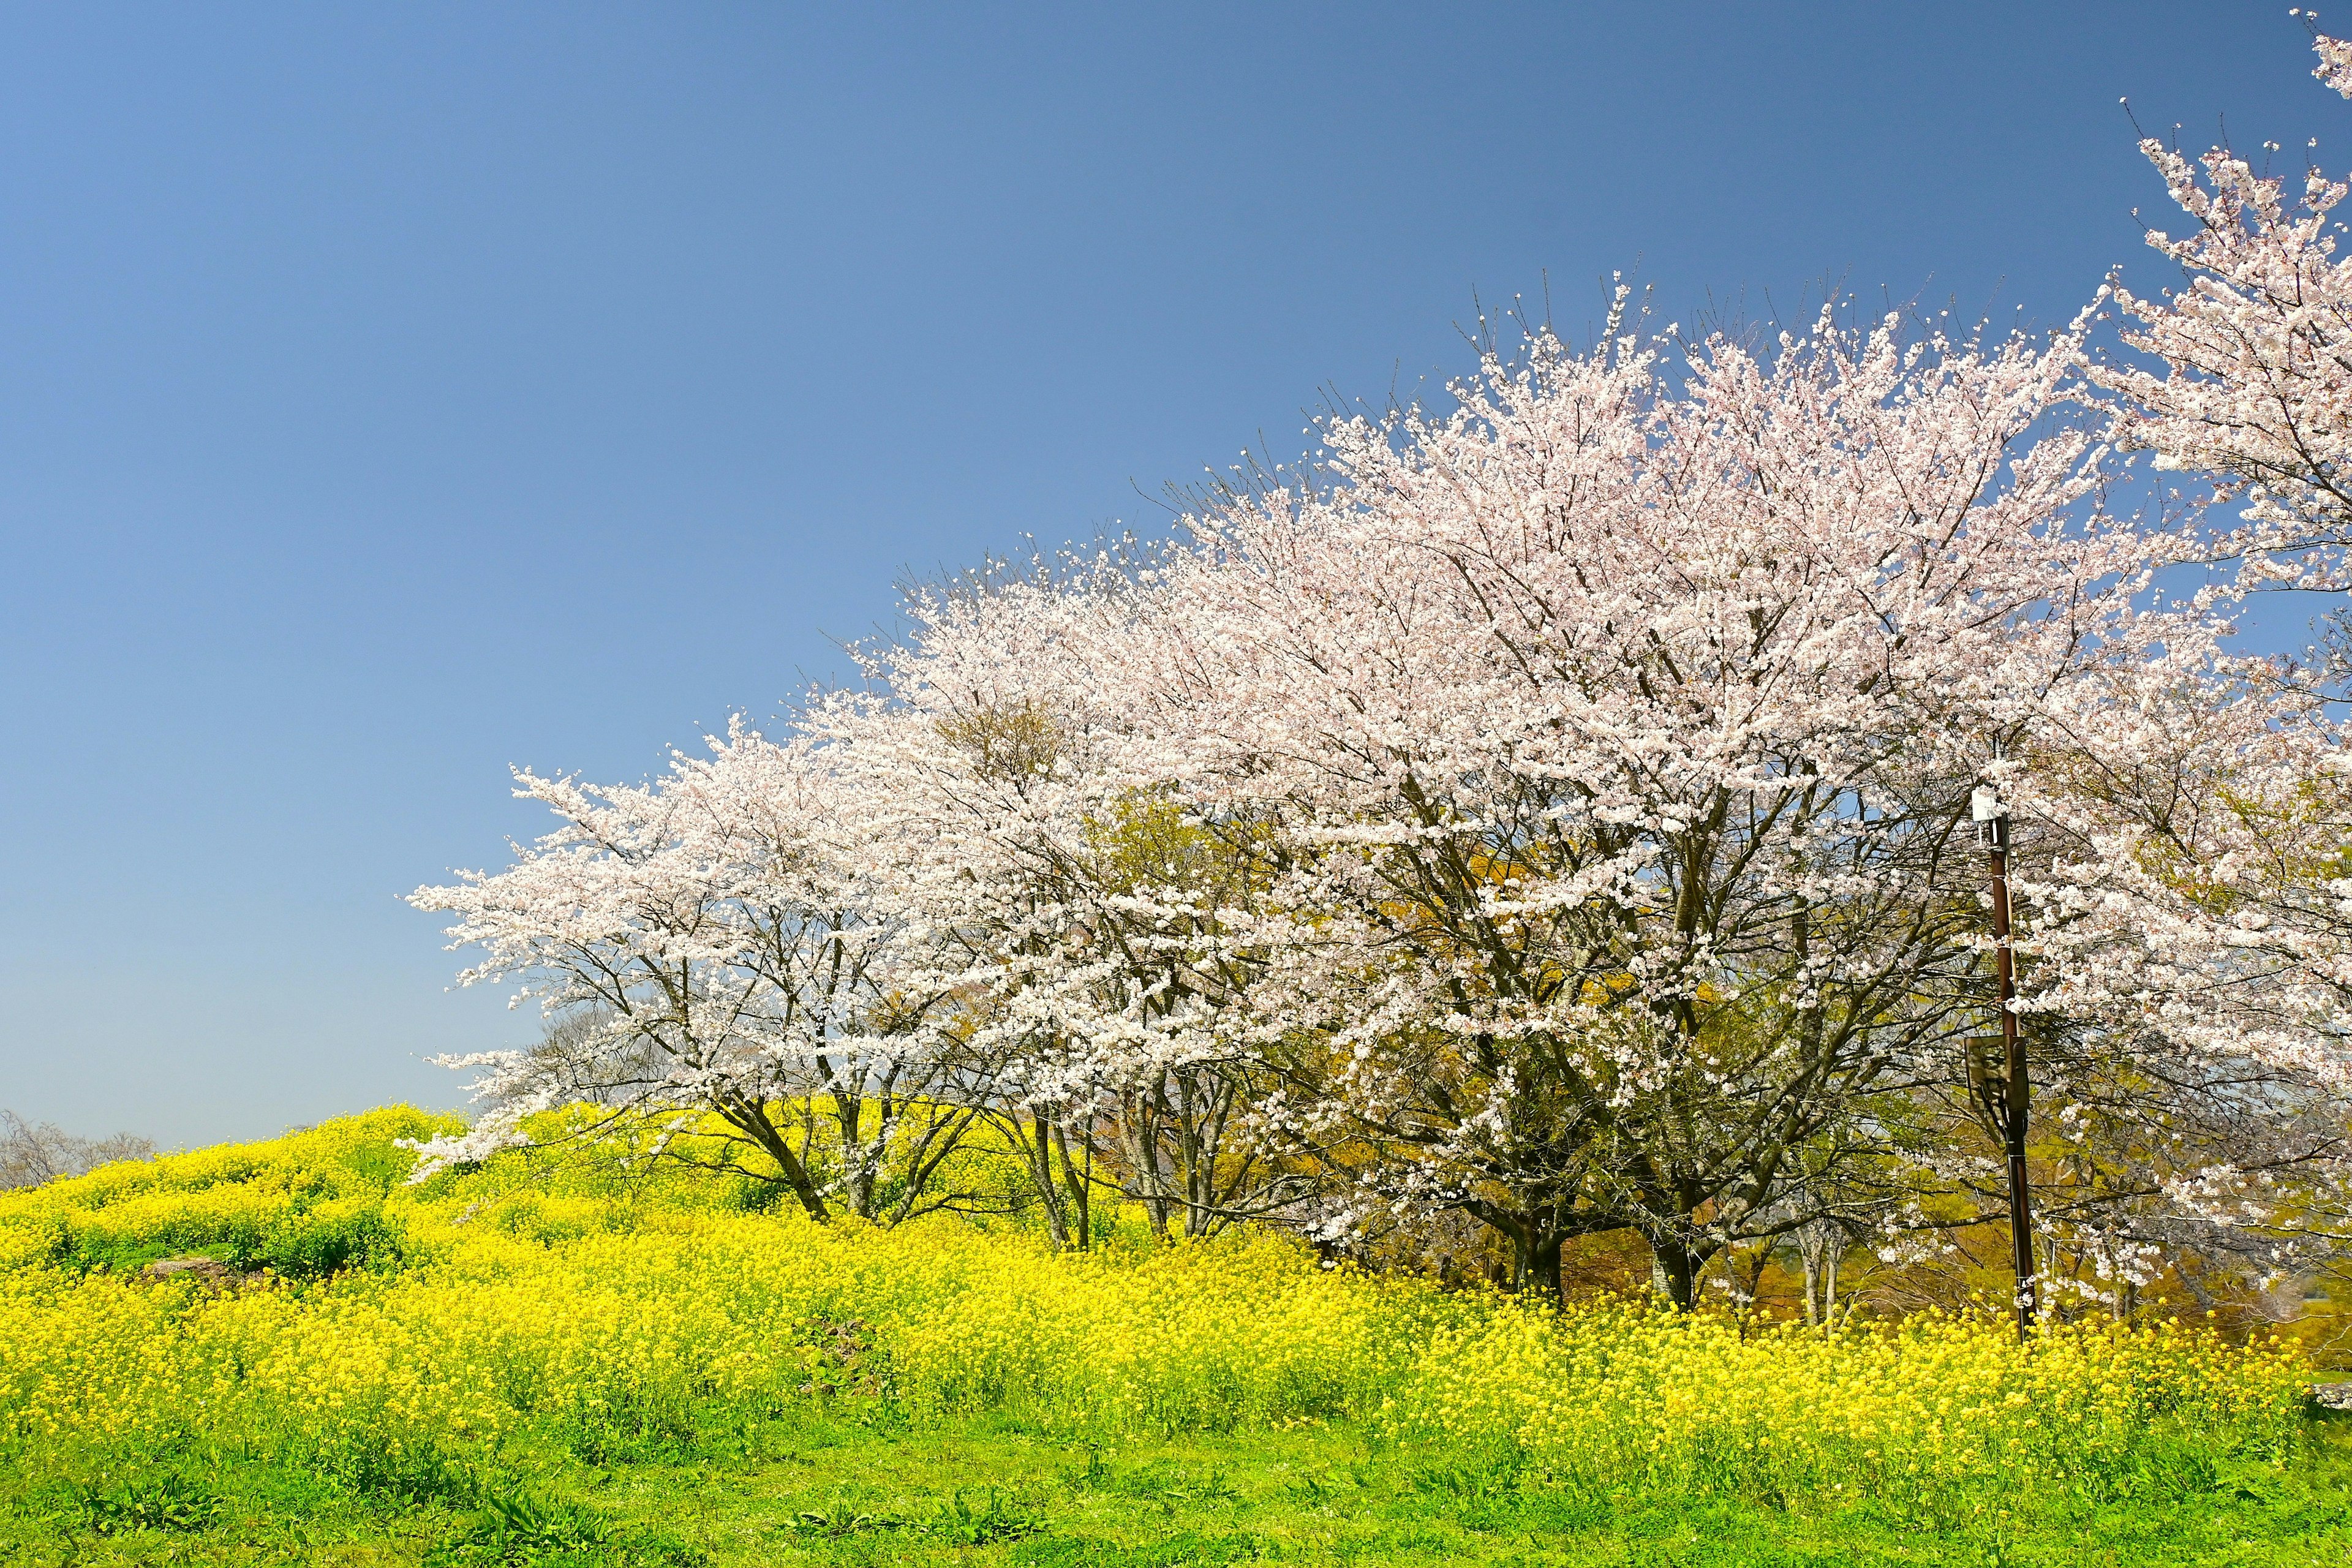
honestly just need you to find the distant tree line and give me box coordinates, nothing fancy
[0,1110,153,1191]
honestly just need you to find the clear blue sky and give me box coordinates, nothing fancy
[0,1,2325,1147]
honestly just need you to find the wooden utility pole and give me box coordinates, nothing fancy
[1969,784,2036,1340]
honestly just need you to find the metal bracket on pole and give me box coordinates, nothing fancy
[1972,784,2008,852]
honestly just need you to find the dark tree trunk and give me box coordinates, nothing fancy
[1528,1232,1564,1303]
[1028,1111,1072,1249]
[1650,1236,1700,1311]
[723,1101,831,1223]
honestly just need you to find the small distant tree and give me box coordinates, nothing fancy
[527,1005,665,1106]
[0,1110,153,1190]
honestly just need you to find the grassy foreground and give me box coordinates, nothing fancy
[7,1405,2352,1567]
[0,1108,2343,1565]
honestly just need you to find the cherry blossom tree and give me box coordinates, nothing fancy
[1999,624,2352,1309]
[1150,306,2162,1304]
[812,565,1317,1244]
[2100,18,2352,594]
[836,296,2201,1303]
[407,722,977,1223]
[2026,11,2352,1310]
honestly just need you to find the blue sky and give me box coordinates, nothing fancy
[0,1,2329,1146]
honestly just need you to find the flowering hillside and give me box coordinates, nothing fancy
[0,1110,2336,1566]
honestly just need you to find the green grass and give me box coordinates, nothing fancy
[7,1406,2352,1567]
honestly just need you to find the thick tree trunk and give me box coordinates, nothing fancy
[1529,1232,1564,1303]
[1471,1203,1569,1302]
[1649,1235,1700,1311]
[723,1101,831,1223]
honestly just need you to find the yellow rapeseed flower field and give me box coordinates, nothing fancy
[0,1109,2313,1512]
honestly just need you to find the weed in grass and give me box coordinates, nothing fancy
[788,1491,901,1540]
[66,1469,224,1534]
[1057,1443,1113,1491]
[919,1485,1047,1545]
[423,1479,707,1568]
[1281,1462,1360,1507]
[1408,1452,1526,1506]
[344,1441,487,1510]
[1114,1463,1238,1515]
[1006,1531,1264,1566]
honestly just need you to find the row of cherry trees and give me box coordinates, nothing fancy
[410,21,2352,1311]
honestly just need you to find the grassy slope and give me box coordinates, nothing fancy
[6,1406,2352,1567]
